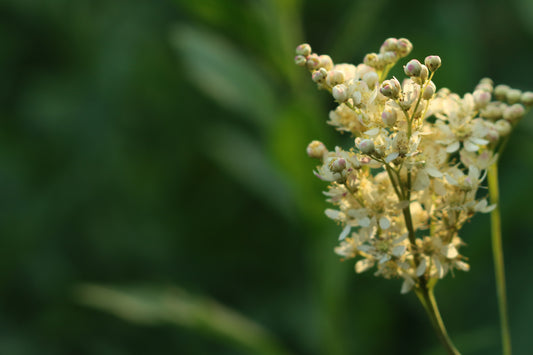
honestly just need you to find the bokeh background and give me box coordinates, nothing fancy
[2,0,533,354]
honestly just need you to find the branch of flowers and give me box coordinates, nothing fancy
[487,162,512,355]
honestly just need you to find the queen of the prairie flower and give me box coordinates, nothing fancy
[295,38,531,294]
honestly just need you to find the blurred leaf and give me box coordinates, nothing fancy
[170,25,277,127]
[205,123,296,220]
[75,284,293,355]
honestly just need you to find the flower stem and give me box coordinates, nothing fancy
[415,283,461,355]
[487,162,512,355]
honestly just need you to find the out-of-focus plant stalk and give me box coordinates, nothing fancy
[488,162,512,355]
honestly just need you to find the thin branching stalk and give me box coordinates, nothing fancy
[487,162,512,355]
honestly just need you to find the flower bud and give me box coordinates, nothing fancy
[380,78,401,99]
[404,59,422,77]
[328,158,347,173]
[520,91,533,106]
[481,102,504,120]
[306,140,328,159]
[419,65,429,82]
[312,68,328,84]
[494,84,510,101]
[358,139,375,154]
[352,90,362,106]
[332,84,349,102]
[422,81,436,100]
[495,120,512,136]
[326,70,345,87]
[381,51,398,64]
[396,38,413,57]
[503,103,525,122]
[295,43,312,57]
[381,108,397,126]
[319,55,333,71]
[306,54,320,70]
[473,90,491,109]
[294,55,307,66]
[362,71,379,88]
[380,38,398,53]
[424,55,441,72]
[364,53,380,68]
[476,77,494,93]
[506,89,522,104]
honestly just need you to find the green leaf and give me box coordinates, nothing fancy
[170,25,277,127]
[75,284,293,355]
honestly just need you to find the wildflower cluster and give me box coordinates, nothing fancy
[296,38,532,293]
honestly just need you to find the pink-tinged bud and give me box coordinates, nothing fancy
[396,38,413,57]
[424,55,441,72]
[380,78,401,99]
[473,90,491,109]
[521,91,533,106]
[329,158,347,173]
[381,108,397,126]
[319,55,333,71]
[404,59,422,77]
[295,43,312,57]
[422,81,436,100]
[332,84,349,102]
[306,140,328,159]
[294,55,307,66]
[380,38,398,53]
[312,68,328,84]
[306,54,320,70]
[381,51,398,64]
[326,70,345,87]
[358,139,375,154]
[503,103,525,122]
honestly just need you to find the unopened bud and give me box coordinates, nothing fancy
[359,139,375,154]
[362,71,379,88]
[494,84,510,101]
[364,53,380,68]
[506,89,522,104]
[295,43,312,57]
[495,120,512,136]
[503,103,525,122]
[326,70,345,87]
[307,140,328,159]
[380,78,401,99]
[422,81,436,100]
[380,38,398,53]
[396,38,413,57]
[481,102,504,120]
[294,55,307,66]
[319,55,333,71]
[329,158,346,173]
[306,54,320,70]
[332,84,349,102]
[521,91,533,106]
[424,55,442,72]
[381,51,398,64]
[312,68,328,84]
[404,59,422,77]
[419,65,429,82]
[473,90,491,109]
[381,108,397,126]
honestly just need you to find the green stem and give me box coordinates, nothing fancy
[487,162,512,355]
[415,284,461,355]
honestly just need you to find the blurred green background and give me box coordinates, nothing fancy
[2,0,533,354]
